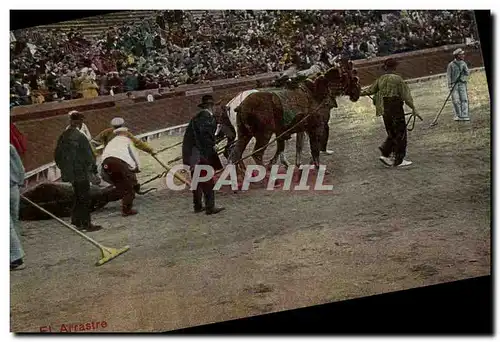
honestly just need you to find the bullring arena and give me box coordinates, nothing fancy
[10,47,490,332]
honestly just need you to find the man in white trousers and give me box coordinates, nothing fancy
[446,48,470,121]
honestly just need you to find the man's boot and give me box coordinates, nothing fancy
[133,184,141,193]
[79,224,103,232]
[206,207,225,215]
[122,203,138,217]
[204,189,224,215]
[192,189,204,213]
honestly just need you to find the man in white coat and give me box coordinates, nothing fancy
[100,127,141,216]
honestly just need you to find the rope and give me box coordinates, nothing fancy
[139,172,167,187]
[140,97,328,184]
[405,112,421,132]
[139,138,231,187]
[155,140,183,154]
[429,69,465,127]
[139,88,330,184]
[367,94,422,132]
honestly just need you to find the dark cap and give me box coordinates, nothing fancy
[198,94,215,108]
[68,110,84,121]
[383,58,399,70]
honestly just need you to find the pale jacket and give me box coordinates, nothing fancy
[101,135,140,170]
[447,59,469,89]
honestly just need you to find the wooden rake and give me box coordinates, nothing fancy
[140,139,231,188]
[150,154,192,188]
[21,196,129,266]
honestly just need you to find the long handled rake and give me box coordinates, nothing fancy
[151,154,191,187]
[140,140,231,187]
[430,70,465,127]
[429,83,457,127]
[154,141,183,155]
[20,195,129,266]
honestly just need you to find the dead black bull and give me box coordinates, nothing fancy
[19,182,155,221]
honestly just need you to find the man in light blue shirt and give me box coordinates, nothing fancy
[10,144,26,270]
[446,48,470,121]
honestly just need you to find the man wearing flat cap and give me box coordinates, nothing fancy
[91,117,156,155]
[182,94,225,215]
[65,110,98,157]
[54,111,103,232]
[66,110,92,141]
[100,127,141,216]
[360,58,421,168]
[447,48,470,121]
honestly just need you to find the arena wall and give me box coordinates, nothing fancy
[13,43,484,175]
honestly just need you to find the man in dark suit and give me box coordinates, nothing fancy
[320,110,334,156]
[54,111,103,231]
[182,95,225,215]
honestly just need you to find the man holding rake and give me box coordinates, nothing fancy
[447,48,470,122]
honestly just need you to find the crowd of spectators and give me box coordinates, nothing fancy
[10,10,478,106]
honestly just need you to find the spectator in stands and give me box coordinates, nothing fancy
[107,71,123,95]
[79,70,100,99]
[123,68,139,92]
[11,73,31,105]
[10,10,478,106]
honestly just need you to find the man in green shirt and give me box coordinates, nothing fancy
[360,58,421,167]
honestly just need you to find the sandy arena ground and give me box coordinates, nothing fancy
[10,72,491,332]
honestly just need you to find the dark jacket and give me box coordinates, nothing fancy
[182,109,223,171]
[156,15,166,30]
[13,82,28,97]
[54,127,97,183]
[124,75,139,92]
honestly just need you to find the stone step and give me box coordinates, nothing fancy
[35,10,157,39]
[31,10,243,40]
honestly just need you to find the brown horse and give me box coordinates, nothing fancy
[228,60,361,171]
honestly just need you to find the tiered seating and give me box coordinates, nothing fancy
[32,10,157,39]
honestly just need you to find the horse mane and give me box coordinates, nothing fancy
[269,74,310,90]
[323,67,342,83]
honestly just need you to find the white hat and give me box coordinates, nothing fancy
[111,117,125,127]
[113,127,129,134]
[453,48,465,56]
